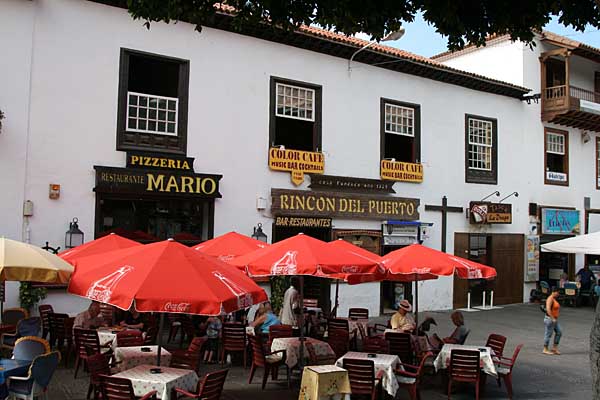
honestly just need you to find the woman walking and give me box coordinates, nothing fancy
[543,287,562,355]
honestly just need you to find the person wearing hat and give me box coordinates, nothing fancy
[390,299,416,332]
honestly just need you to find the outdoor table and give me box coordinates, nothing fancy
[335,352,401,397]
[271,337,335,369]
[343,318,369,335]
[114,345,172,372]
[433,344,497,377]
[298,365,351,400]
[0,359,32,399]
[97,328,118,349]
[112,364,198,400]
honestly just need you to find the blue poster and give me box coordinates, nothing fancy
[541,208,580,235]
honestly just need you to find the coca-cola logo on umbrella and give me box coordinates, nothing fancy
[163,302,192,313]
[212,271,254,309]
[270,251,298,275]
[86,265,134,303]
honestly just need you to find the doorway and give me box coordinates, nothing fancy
[380,244,413,314]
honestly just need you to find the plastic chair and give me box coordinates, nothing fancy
[303,298,319,308]
[2,308,29,326]
[116,330,144,347]
[268,324,293,343]
[13,336,50,361]
[248,335,289,389]
[170,352,200,374]
[385,331,414,364]
[86,352,120,400]
[37,305,54,340]
[495,344,523,399]
[357,323,387,353]
[73,328,103,378]
[1,317,41,353]
[220,323,247,367]
[396,351,433,400]
[99,374,157,400]
[343,358,381,400]
[7,351,61,400]
[172,369,229,399]
[348,308,369,319]
[563,282,578,307]
[327,328,350,358]
[328,318,357,350]
[305,341,336,365]
[448,349,481,400]
[171,336,207,368]
[485,334,507,358]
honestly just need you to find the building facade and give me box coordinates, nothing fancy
[1,0,598,316]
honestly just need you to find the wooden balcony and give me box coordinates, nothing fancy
[542,84,600,131]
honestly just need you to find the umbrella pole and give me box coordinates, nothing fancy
[156,313,165,366]
[298,275,305,370]
[414,275,419,330]
[334,279,339,318]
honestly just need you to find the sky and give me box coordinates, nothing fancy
[384,13,600,57]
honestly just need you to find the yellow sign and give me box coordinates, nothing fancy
[380,160,423,183]
[268,147,325,185]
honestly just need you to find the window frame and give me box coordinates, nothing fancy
[464,114,498,184]
[116,48,190,155]
[597,136,600,190]
[269,76,322,152]
[379,98,421,163]
[544,127,569,186]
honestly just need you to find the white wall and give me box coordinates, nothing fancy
[2,0,600,315]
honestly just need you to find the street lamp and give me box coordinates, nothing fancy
[65,217,84,249]
[348,28,406,71]
[251,223,268,243]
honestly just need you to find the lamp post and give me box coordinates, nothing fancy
[251,223,268,243]
[65,217,84,249]
[348,28,406,72]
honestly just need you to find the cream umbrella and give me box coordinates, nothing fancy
[0,238,74,283]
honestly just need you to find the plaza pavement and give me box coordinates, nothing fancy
[47,303,594,399]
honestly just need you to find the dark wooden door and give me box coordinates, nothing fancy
[453,233,470,308]
[489,234,525,305]
[595,71,600,102]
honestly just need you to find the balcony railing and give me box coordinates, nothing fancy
[544,84,600,104]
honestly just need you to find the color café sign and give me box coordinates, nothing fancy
[380,159,424,183]
[268,147,324,185]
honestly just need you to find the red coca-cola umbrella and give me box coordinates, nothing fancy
[193,231,269,262]
[68,239,267,365]
[58,233,142,265]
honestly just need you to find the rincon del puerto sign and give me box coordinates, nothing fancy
[268,147,324,185]
[380,159,424,183]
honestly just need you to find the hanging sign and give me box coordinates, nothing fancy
[469,202,512,224]
[541,208,580,235]
[127,152,195,172]
[268,147,324,185]
[380,160,424,183]
[525,235,540,282]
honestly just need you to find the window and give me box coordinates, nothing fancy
[117,49,189,154]
[544,128,569,186]
[465,114,497,184]
[269,77,322,152]
[380,99,421,163]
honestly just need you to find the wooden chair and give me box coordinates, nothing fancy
[268,324,293,344]
[248,335,289,389]
[99,375,157,400]
[348,308,369,320]
[395,351,433,400]
[343,358,380,400]
[357,323,387,353]
[170,352,200,374]
[327,328,349,358]
[485,333,507,358]
[172,369,229,399]
[385,331,414,364]
[116,330,144,347]
[220,323,246,367]
[2,308,28,326]
[495,344,523,399]
[38,304,54,340]
[305,341,336,365]
[303,298,319,308]
[73,328,103,378]
[86,352,119,400]
[98,304,115,326]
[448,349,481,400]
[48,313,74,366]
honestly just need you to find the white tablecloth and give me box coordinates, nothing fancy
[112,364,198,400]
[114,346,172,372]
[346,318,369,335]
[97,330,118,349]
[335,352,401,396]
[433,344,497,377]
[271,337,335,369]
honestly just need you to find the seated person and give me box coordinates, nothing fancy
[119,306,145,330]
[250,302,281,336]
[577,265,597,291]
[390,300,416,332]
[430,311,468,349]
[73,302,106,330]
[559,273,569,289]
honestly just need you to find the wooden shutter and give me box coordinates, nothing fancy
[453,233,470,309]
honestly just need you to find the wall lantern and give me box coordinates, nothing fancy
[65,217,84,249]
[251,223,268,243]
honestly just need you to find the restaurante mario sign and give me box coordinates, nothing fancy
[271,189,419,220]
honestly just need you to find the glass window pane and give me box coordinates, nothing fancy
[139,120,147,130]
[139,97,148,107]
[128,118,137,129]
[158,122,166,132]
[167,123,176,133]
[128,95,137,105]
[149,121,156,131]
[149,109,157,119]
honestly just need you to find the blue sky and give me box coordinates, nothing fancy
[387,13,600,57]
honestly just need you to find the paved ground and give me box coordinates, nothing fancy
[48,303,595,399]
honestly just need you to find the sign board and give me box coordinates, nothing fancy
[271,189,420,221]
[127,152,195,172]
[94,166,222,198]
[525,235,540,282]
[309,174,395,193]
[268,147,324,185]
[546,171,568,183]
[469,202,512,224]
[383,225,419,246]
[541,208,580,235]
[380,160,424,183]
[274,216,332,228]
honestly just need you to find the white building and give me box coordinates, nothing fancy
[1,0,597,317]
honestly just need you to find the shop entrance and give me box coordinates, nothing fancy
[539,235,574,285]
[380,244,413,314]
